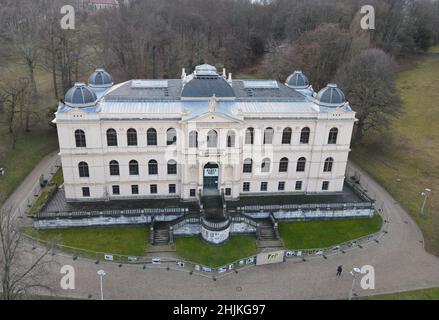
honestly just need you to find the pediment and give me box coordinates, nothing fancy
[183,111,242,124]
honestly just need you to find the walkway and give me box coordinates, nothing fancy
[6,157,439,299]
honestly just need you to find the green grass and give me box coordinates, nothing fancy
[28,185,55,215]
[29,226,149,257]
[361,287,439,300]
[0,129,59,204]
[350,53,439,255]
[175,236,257,267]
[27,167,63,216]
[51,167,64,186]
[279,215,382,249]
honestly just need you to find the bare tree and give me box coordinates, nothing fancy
[0,207,54,300]
[335,48,402,143]
[0,78,30,149]
[3,0,43,132]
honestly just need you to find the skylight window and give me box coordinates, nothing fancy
[243,80,279,89]
[131,80,168,88]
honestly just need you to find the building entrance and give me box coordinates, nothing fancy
[203,162,219,195]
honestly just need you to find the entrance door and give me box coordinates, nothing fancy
[203,163,219,194]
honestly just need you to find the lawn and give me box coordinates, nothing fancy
[28,167,63,216]
[279,215,382,249]
[174,236,257,267]
[29,226,150,257]
[350,52,439,255]
[361,287,439,300]
[0,129,59,205]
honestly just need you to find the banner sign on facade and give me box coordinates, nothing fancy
[256,250,285,266]
[204,168,219,177]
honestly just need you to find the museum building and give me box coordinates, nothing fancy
[55,64,355,202]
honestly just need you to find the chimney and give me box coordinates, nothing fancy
[222,68,226,79]
[228,73,233,85]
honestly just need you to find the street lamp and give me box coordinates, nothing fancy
[349,267,361,300]
[97,270,106,300]
[420,188,432,216]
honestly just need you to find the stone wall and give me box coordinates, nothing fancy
[241,208,374,220]
[34,214,181,229]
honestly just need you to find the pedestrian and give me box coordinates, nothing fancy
[336,265,343,276]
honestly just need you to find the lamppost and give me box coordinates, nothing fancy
[97,270,106,300]
[420,188,432,216]
[349,267,361,300]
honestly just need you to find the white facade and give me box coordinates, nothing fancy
[55,65,356,202]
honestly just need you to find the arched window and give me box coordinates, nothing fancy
[243,158,253,173]
[245,127,254,145]
[167,128,177,145]
[323,157,334,172]
[263,127,274,144]
[207,130,218,148]
[148,160,158,175]
[279,157,289,172]
[261,158,271,173]
[167,160,177,175]
[227,130,235,148]
[300,127,310,144]
[296,157,306,172]
[282,127,292,144]
[147,128,157,146]
[109,160,119,176]
[127,128,137,146]
[75,129,86,147]
[129,160,139,175]
[106,129,117,147]
[189,131,198,148]
[328,128,338,144]
[78,162,89,177]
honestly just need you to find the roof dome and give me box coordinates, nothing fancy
[64,83,98,107]
[316,83,346,106]
[181,64,235,98]
[88,68,113,88]
[285,71,309,88]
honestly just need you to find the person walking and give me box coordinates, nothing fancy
[336,265,343,277]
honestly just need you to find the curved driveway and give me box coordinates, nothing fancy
[4,155,439,299]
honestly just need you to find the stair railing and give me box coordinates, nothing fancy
[150,216,155,245]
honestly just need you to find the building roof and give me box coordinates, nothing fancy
[88,68,113,88]
[316,84,346,107]
[64,82,98,108]
[285,71,309,89]
[58,64,354,117]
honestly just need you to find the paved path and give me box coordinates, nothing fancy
[5,156,439,299]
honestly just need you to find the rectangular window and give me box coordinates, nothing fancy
[225,188,231,196]
[167,163,177,175]
[150,184,157,194]
[243,182,250,192]
[112,185,120,195]
[169,184,176,194]
[261,182,268,191]
[82,187,90,197]
[295,181,303,191]
[278,181,285,191]
[131,185,139,195]
[322,181,329,191]
[190,189,196,197]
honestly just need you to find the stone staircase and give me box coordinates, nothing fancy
[152,222,170,245]
[202,195,225,221]
[257,218,284,249]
